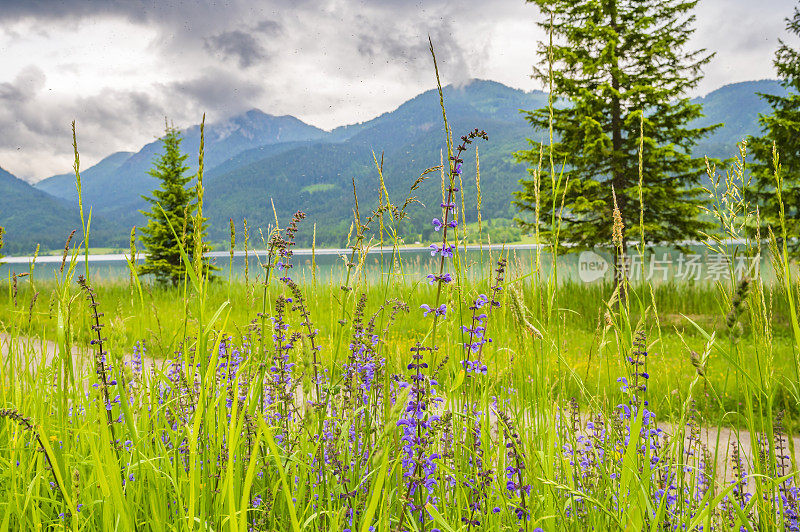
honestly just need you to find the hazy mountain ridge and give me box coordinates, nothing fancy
[1,78,788,254]
[0,165,117,254]
[690,79,787,159]
[36,151,134,204]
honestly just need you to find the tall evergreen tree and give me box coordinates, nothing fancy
[515,0,719,274]
[139,125,211,285]
[749,5,800,249]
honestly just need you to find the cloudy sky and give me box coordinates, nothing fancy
[0,0,797,181]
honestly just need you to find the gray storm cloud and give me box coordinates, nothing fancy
[355,17,476,86]
[0,66,46,103]
[204,31,270,68]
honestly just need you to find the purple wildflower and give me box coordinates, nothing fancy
[420,304,447,318]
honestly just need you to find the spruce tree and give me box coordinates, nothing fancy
[515,0,720,277]
[749,5,800,249]
[139,125,210,285]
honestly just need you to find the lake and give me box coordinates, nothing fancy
[0,241,773,286]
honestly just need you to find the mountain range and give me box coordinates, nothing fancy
[0,78,787,254]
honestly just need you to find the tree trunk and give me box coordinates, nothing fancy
[608,0,627,299]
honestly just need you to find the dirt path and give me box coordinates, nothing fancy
[0,333,88,374]
[2,333,798,488]
[0,333,168,384]
[663,422,800,488]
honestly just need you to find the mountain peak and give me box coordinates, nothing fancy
[184,108,326,144]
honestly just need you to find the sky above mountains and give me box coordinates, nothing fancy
[0,0,797,181]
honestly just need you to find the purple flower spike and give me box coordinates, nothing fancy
[448,220,458,228]
[432,218,443,231]
[427,273,453,284]
[421,304,446,317]
[429,244,455,258]
[454,162,463,175]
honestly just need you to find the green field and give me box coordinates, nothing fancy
[1,234,799,529]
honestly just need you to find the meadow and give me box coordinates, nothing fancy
[2,78,800,532]
[2,275,798,422]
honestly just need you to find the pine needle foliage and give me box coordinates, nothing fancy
[749,4,800,250]
[515,0,720,256]
[139,124,211,285]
